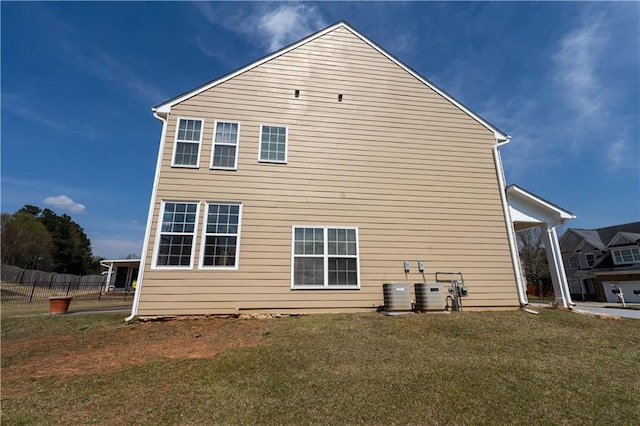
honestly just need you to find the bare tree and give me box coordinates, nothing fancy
[516,227,551,298]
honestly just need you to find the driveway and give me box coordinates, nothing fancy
[572,302,640,320]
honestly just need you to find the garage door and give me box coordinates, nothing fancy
[603,281,640,303]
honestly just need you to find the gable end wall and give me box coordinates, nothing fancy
[138,27,518,315]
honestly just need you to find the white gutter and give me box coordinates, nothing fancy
[493,138,528,306]
[125,110,169,322]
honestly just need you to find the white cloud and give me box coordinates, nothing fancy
[607,138,638,171]
[33,6,166,105]
[552,14,607,120]
[196,3,327,52]
[256,4,327,51]
[2,94,64,130]
[194,1,216,22]
[2,93,99,139]
[492,5,638,179]
[43,195,86,214]
[89,51,167,104]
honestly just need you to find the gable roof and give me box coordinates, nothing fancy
[572,229,605,250]
[152,21,509,142]
[607,231,640,247]
[506,184,575,230]
[562,221,640,253]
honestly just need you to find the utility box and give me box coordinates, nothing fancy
[414,283,445,312]
[383,283,412,312]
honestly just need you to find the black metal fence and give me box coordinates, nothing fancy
[1,264,133,303]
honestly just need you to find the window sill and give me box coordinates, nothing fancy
[171,164,199,169]
[258,160,287,165]
[151,265,193,270]
[291,286,360,290]
[199,266,239,271]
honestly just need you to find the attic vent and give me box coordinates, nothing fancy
[294,89,300,98]
[338,94,343,102]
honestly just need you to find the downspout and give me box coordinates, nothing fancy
[125,110,168,322]
[493,137,528,307]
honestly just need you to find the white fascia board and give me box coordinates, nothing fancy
[607,232,640,248]
[150,21,509,140]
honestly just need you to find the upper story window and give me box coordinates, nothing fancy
[200,203,242,269]
[259,125,287,163]
[211,121,239,170]
[155,201,199,268]
[585,253,596,267]
[612,247,640,265]
[292,226,359,289]
[564,255,579,270]
[173,118,203,167]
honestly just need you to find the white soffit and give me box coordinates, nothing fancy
[507,185,575,226]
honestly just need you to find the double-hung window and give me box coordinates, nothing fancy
[200,203,242,268]
[173,118,203,167]
[211,121,239,170]
[585,253,596,267]
[292,227,359,288]
[612,247,640,265]
[259,125,287,163]
[155,202,199,267]
[564,255,579,270]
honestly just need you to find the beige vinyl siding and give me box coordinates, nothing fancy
[138,27,518,316]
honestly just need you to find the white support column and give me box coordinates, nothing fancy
[550,225,574,307]
[104,263,114,293]
[542,224,573,308]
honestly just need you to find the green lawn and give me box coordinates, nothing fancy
[0,299,132,319]
[2,308,639,425]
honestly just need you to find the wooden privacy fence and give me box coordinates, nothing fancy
[0,264,133,303]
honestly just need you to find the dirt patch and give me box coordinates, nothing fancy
[1,318,268,397]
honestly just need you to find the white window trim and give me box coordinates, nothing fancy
[152,200,200,269]
[585,253,596,267]
[171,116,204,168]
[290,225,361,290]
[210,120,240,170]
[258,123,288,164]
[564,255,579,270]
[198,202,243,270]
[611,246,640,265]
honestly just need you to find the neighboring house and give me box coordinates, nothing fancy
[560,222,640,303]
[100,259,140,292]
[128,21,574,318]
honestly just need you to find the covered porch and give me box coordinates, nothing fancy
[506,185,576,308]
[100,259,141,292]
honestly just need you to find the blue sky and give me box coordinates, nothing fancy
[2,2,638,259]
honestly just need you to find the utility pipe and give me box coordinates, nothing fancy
[493,138,528,307]
[125,110,169,322]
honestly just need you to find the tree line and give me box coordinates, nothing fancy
[1,205,102,275]
[516,227,552,297]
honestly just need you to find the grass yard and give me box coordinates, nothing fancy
[2,308,639,425]
[0,299,132,319]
